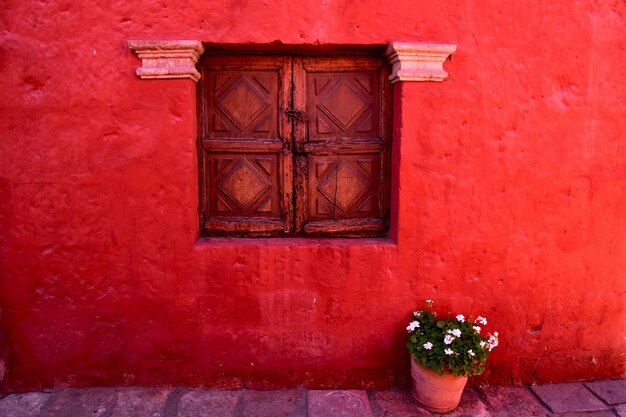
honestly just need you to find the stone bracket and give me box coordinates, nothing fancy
[386,41,457,83]
[128,40,204,82]
[127,40,455,84]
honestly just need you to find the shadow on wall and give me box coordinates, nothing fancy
[0,307,6,392]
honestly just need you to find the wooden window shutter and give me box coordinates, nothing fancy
[199,56,293,235]
[293,56,391,236]
[199,53,390,237]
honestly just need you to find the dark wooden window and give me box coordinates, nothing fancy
[198,53,391,237]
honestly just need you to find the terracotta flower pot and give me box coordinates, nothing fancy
[410,358,468,413]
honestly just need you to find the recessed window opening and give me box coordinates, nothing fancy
[197,50,392,238]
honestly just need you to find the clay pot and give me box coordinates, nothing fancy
[410,358,468,413]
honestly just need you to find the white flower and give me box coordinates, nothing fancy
[426,299,433,303]
[423,342,433,350]
[468,349,475,357]
[447,328,462,337]
[413,311,421,317]
[487,333,499,351]
[473,326,481,334]
[444,335,455,345]
[456,314,465,322]
[444,348,454,355]
[475,316,488,325]
[406,321,420,332]
[479,341,487,349]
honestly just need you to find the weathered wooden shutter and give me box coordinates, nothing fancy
[293,56,390,236]
[199,56,293,235]
[199,54,390,237]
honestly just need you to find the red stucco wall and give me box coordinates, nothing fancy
[1,1,625,390]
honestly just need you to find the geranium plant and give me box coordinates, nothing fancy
[406,299,499,377]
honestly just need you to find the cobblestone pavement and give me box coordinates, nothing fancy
[0,379,624,417]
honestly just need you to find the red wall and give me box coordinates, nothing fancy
[1,0,625,390]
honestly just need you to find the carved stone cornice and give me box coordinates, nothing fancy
[128,40,204,82]
[385,41,457,83]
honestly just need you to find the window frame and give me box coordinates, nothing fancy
[196,50,392,238]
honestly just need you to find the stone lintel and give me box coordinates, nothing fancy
[128,40,204,82]
[386,41,457,83]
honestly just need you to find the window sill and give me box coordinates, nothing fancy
[192,236,397,251]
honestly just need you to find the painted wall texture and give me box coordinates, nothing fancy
[1,0,625,391]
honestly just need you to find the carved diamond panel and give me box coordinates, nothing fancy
[307,72,379,141]
[205,68,279,138]
[219,160,270,210]
[216,77,268,131]
[320,82,368,131]
[205,153,280,219]
[307,154,380,221]
[319,162,368,212]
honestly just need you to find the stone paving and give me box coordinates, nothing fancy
[0,379,624,417]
